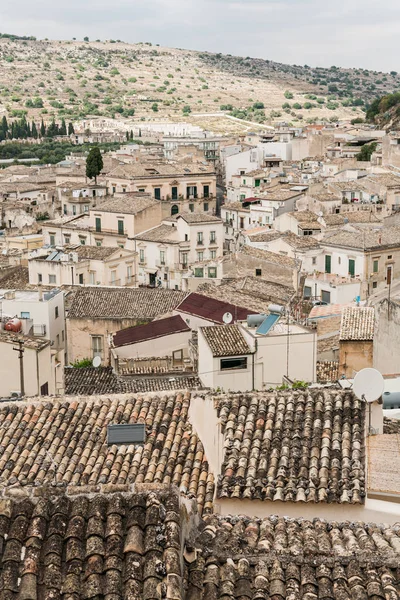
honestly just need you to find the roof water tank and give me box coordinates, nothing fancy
[247,314,267,328]
[5,318,22,333]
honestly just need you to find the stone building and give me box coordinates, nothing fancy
[339,306,375,378]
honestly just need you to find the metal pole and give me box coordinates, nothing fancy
[286,310,290,379]
[13,341,25,396]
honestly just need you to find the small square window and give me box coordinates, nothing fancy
[388,255,393,260]
[55,306,59,319]
[312,257,317,265]
[49,274,56,284]
[373,281,377,289]
[255,268,262,277]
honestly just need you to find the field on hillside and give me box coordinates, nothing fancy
[0,38,397,133]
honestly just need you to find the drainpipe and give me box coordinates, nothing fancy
[252,338,258,391]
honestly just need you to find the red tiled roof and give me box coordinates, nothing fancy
[113,314,190,348]
[175,292,255,323]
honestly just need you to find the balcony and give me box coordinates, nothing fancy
[209,237,217,245]
[33,324,47,336]
[109,279,122,286]
[196,240,204,246]
[125,275,135,285]
[91,227,128,236]
[156,262,167,269]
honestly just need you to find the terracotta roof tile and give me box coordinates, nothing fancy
[0,392,214,514]
[215,389,365,503]
[200,325,252,357]
[114,315,190,348]
[176,292,254,324]
[68,287,187,319]
[316,360,339,383]
[340,306,375,341]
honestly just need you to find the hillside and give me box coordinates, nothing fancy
[0,37,399,133]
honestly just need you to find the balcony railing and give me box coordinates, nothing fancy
[91,227,128,236]
[125,275,134,285]
[109,279,122,286]
[33,324,47,336]
[196,239,204,246]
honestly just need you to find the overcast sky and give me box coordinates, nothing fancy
[0,0,399,72]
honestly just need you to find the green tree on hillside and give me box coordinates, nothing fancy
[86,147,104,183]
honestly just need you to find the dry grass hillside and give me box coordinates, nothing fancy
[0,37,398,132]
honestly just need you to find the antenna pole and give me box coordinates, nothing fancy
[286,308,290,379]
[13,340,25,397]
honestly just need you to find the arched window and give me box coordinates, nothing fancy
[171,204,179,216]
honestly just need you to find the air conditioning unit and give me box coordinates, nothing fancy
[10,391,21,399]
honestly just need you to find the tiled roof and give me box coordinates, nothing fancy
[177,212,222,224]
[240,245,301,269]
[64,366,202,395]
[0,392,214,513]
[175,292,254,324]
[0,330,50,351]
[0,489,187,600]
[67,287,187,319]
[324,212,380,226]
[71,245,119,260]
[384,416,400,434]
[108,161,215,179]
[281,231,320,249]
[316,360,339,383]
[0,266,29,289]
[134,224,180,243]
[215,390,365,503]
[187,514,400,599]
[95,193,158,215]
[113,315,190,348]
[200,325,252,357]
[245,230,282,242]
[340,306,375,341]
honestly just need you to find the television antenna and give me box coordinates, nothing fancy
[352,368,384,435]
[92,356,101,368]
[223,312,233,324]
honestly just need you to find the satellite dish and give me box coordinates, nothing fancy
[223,312,233,324]
[92,356,101,368]
[353,368,384,403]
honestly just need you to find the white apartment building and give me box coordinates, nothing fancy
[59,183,108,216]
[134,213,224,290]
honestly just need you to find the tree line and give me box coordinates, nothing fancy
[0,116,75,142]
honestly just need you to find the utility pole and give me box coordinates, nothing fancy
[13,340,25,396]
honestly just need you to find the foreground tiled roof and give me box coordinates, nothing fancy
[0,489,186,600]
[0,266,29,289]
[187,514,400,599]
[322,225,400,251]
[67,287,187,319]
[0,392,214,513]
[215,390,365,503]
[64,367,202,395]
[340,306,375,341]
[114,315,190,348]
[384,416,400,434]
[200,324,252,357]
[240,245,301,269]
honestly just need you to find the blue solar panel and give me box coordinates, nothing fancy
[256,313,280,335]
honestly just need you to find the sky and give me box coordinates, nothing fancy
[0,0,399,72]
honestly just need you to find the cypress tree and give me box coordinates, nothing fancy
[40,118,46,137]
[68,122,75,135]
[32,121,38,139]
[60,118,67,136]
[86,147,104,184]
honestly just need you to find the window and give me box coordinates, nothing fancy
[197,251,204,261]
[312,257,317,266]
[325,255,331,274]
[118,219,124,235]
[373,259,379,273]
[210,231,216,243]
[64,235,71,245]
[122,187,126,193]
[49,234,55,246]
[187,185,198,199]
[171,186,178,200]
[55,306,59,319]
[189,203,194,212]
[194,267,204,277]
[154,187,161,200]
[160,251,166,265]
[208,267,217,278]
[204,202,209,212]
[255,268,262,277]
[95,239,102,247]
[210,250,216,259]
[78,274,84,284]
[203,185,210,198]
[255,179,260,187]
[110,270,117,283]
[79,237,86,245]
[56,334,60,347]
[373,281,378,289]
[49,274,56,284]
[95,217,101,232]
[91,335,103,359]
[184,234,188,241]
[164,273,168,281]
[72,205,77,215]
[304,286,312,299]
[40,382,49,396]
[62,330,64,342]
[126,265,133,283]
[321,290,331,303]
[171,204,179,216]
[197,231,203,245]
[38,274,42,284]
[89,271,96,285]
[240,217,245,229]
[338,257,341,265]
[63,204,67,215]
[112,186,116,194]
[21,311,30,319]
[240,194,246,201]
[388,255,393,260]
[243,179,246,185]
[138,188,145,193]
[139,249,145,263]
[181,252,188,266]
[348,259,355,277]
[220,357,248,370]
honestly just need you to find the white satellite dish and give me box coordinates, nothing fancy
[92,356,101,368]
[353,368,384,403]
[223,312,233,324]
